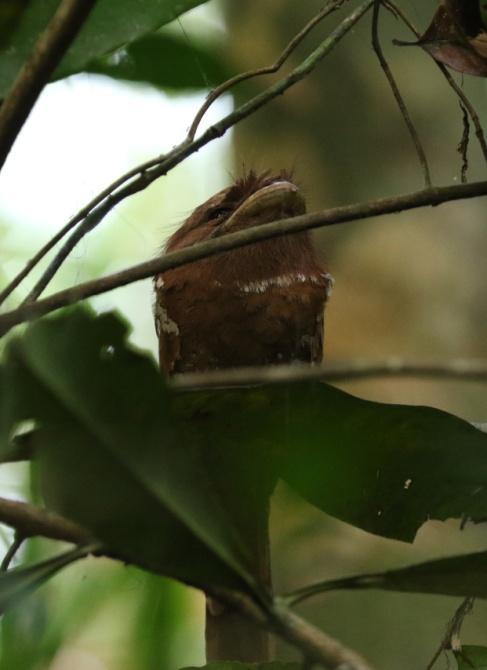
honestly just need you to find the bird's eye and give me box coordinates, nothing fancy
[209,206,232,221]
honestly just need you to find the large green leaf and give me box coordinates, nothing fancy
[284,549,487,603]
[87,32,229,91]
[0,0,210,98]
[3,306,487,595]
[275,383,487,541]
[1,307,265,594]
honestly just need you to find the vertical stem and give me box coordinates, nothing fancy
[206,505,272,661]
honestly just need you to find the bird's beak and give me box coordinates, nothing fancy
[220,180,306,234]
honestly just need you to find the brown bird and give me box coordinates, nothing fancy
[154,170,333,375]
[153,170,333,663]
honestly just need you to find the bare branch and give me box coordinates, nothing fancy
[0,178,486,337]
[170,358,487,391]
[372,0,432,187]
[208,588,375,670]
[0,0,98,171]
[0,496,91,544]
[187,0,347,141]
[0,0,374,306]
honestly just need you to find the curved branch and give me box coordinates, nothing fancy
[1,0,374,305]
[187,0,347,141]
[0,178,486,336]
[0,0,98,171]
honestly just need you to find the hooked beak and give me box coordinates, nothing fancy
[219,180,305,234]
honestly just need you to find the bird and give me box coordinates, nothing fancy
[153,170,333,663]
[154,169,333,376]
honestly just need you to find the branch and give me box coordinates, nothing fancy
[1,178,487,336]
[372,0,431,187]
[170,358,487,390]
[209,588,375,670]
[0,496,91,544]
[2,0,374,306]
[187,0,347,141]
[0,0,98,171]
[0,493,373,669]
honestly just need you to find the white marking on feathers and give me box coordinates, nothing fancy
[155,302,179,335]
[234,272,335,295]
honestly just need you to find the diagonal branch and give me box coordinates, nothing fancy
[0,496,91,544]
[0,0,374,306]
[0,493,374,669]
[0,177,486,337]
[372,0,432,187]
[0,0,99,172]
[206,587,375,670]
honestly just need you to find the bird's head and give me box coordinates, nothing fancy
[166,170,305,252]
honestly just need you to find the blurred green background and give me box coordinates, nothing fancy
[1,1,487,668]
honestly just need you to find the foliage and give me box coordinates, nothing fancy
[0,0,212,97]
[2,307,487,616]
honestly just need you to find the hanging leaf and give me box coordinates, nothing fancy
[397,0,487,77]
[0,0,210,99]
[455,646,487,669]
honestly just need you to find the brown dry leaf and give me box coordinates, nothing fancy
[401,0,487,76]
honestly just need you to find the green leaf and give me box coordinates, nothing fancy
[0,0,210,98]
[87,32,230,91]
[1,307,265,594]
[285,549,487,603]
[275,383,487,541]
[455,645,487,669]
[0,545,91,615]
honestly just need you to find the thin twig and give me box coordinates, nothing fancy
[0,0,98,171]
[426,597,474,670]
[1,177,487,336]
[0,496,91,544]
[169,358,487,390]
[187,0,347,141]
[0,533,24,571]
[386,0,487,167]
[4,0,374,305]
[372,0,432,187]
[458,102,470,184]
